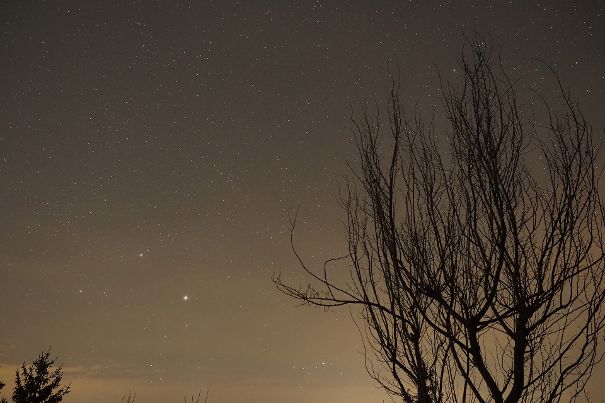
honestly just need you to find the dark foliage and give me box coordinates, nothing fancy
[12,350,70,403]
[1,379,7,403]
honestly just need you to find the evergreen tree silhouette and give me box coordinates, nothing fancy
[12,350,70,403]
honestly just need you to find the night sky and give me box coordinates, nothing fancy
[1,1,604,402]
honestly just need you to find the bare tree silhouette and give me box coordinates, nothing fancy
[119,389,208,403]
[184,390,209,403]
[274,35,605,402]
[120,392,136,403]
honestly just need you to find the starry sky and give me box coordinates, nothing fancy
[1,1,604,402]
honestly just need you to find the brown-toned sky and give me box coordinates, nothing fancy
[1,1,604,402]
